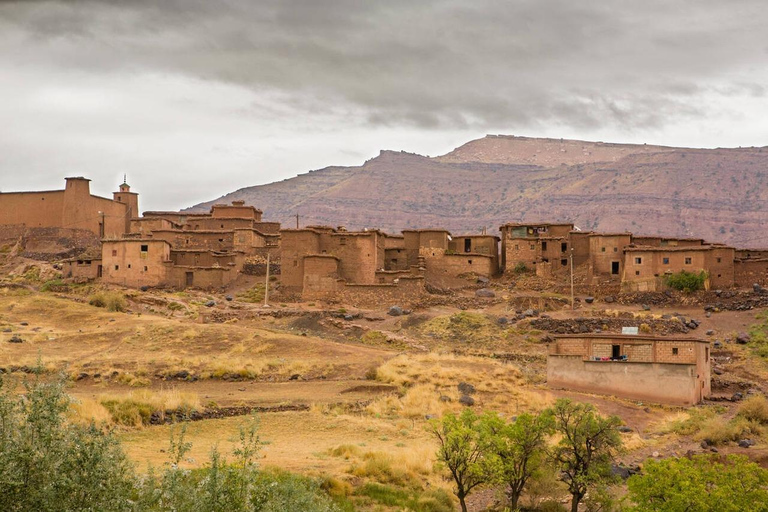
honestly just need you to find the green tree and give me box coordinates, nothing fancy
[627,454,768,512]
[430,409,489,512]
[550,399,622,512]
[0,373,135,512]
[481,410,554,510]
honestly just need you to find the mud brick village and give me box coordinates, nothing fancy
[4,175,768,511]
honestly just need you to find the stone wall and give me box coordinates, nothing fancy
[331,276,425,308]
[735,259,768,287]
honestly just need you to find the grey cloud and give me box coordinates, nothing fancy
[2,0,767,131]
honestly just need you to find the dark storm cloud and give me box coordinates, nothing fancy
[2,0,766,131]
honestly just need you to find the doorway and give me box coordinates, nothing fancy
[611,261,620,275]
[611,345,621,359]
[185,272,194,287]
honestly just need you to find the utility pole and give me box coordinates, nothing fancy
[263,252,271,306]
[295,214,299,229]
[570,247,575,310]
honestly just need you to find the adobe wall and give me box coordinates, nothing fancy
[130,218,175,235]
[167,266,236,289]
[424,251,495,278]
[253,222,281,234]
[706,247,736,288]
[623,248,735,290]
[385,248,409,270]
[20,227,101,261]
[102,240,171,288]
[280,230,321,291]
[589,234,631,276]
[332,276,425,308]
[150,230,235,251]
[302,256,341,296]
[63,258,101,280]
[170,250,237,267]
[547,355,701,406]
[331,233,382,285]
[735,259,768,287]
[570,232,591,266]
[503,238,541,269]
[187,218,255,231]
[211,204,262,220]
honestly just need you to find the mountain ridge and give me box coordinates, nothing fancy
[187,135,768,248]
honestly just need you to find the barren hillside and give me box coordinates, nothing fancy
[188,135,768,247]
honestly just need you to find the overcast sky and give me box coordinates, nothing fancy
[1,0,767,212]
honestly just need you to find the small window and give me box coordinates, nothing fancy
[218,238,224,242]
[672,347,679,355]
[144,266,148,271]
[464,239,471,252]
[635,270,640,276]
[613,247,618,252]
[601,247,606,252]
[612,345,621,359]
[529,244,535,250]
[561,242,567,252]
[293,260,298,267]
[127,264,131,269]
[634,257,642,264]
[541,242,548,251]
[221,224,224,228]
[114,265,119,270]
[140,244,148,252]
[514,244,519,250]
[112,250,117,257]
[561,259,567,266]
[468,259,472,265]
[663,257,669,264]
[685,257,692,265]
[716,257,721,263]
[339,237,347,245]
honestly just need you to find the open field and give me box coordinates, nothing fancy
[3,280,768,510]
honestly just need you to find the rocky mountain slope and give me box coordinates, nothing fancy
[188,135,768,248]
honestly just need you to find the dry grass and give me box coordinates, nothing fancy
[70,389,202,428]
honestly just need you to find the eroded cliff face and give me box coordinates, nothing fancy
[189,135,768,248]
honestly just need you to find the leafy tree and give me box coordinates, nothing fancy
[549,399,622,512]
[627,454,768,512]
[481,410,554,510]
[430,409,489,512]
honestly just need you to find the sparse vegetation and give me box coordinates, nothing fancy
[513,262,529,274]
[89,290,127,311]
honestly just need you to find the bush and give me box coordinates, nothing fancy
[738,395,768,424]
[664,270,708,292]
[89,291,127,312]
[513,262,529,274]
[100,398,154,427]
[40,279,66,292]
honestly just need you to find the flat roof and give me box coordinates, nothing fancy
[500,222,574,228]
[554,333,709,344]
[588,232,632,237]
[625,245,732,252]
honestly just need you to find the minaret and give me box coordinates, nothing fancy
[113,175,139,234]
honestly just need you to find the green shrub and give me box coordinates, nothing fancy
[100,398,154,427]
[40,279,66,292]
[513,262,529,274]
[361,331,388,345]
[664,270,708,292]
[89,291,127,312]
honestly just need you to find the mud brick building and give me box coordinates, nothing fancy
[0,177,138,238]
[548,334,711,405]
[622,245,735,291]
[100,200,280,289]
[588,233,633,279]
[499,222,578,273]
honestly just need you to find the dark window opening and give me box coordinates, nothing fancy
[717,257,722,263]
[542,258,549,263]
[542,242,548,251]
[635,270,640,276]
[634,257,642,264]
[468,259,472,264]
[127,264,131,269]
[611,261,620,275]
[114,265,119,270]
[672,347,679,355]
[685,257,692,264]
[601,247,606,252]
[185,272,194,287]
[144,266,148,271]
[612,345,621,359]
[663,257,670,264]
[561,259,567,266]
[464,239,471,252]
[529,244,535,250]
[218,238,224,242]
[561,242,567,252]
[613,247,618,252]
[140,244,148,252]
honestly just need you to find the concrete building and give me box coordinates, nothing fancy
[547,334,711,406]
[0,177,138,238]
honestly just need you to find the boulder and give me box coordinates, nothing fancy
[458,395,475,406]
[585,297,594,304]
[343,314,354,321]
[739,439,755,448]
[604,296,615,303]
[388,306,403,316]
[736,332,751,344]
[706,311,712,318]
[497,317,508,325]
[289,374,301,381]
[522,309,535,317]
[439,395,452,402]
[225,295,234,301]
[204,300,216,307]
[713,340,723,348]
[476,276,490,285]
[458,382,476,395]
[475,288,496,298]
[706,330,714,336]
[732,392,744,401]
[140,286,149,292]
[617,426,633,433]
[8,335,22,344]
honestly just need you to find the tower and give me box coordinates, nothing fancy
[113,175,139,233]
